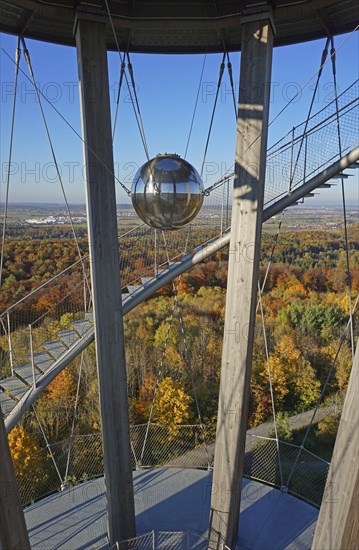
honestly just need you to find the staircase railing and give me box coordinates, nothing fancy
[0,259,91,407]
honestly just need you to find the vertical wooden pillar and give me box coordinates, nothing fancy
[312,341,358,550]
[209,11,274,549]
[74,10,135,545]
[0,412,30,550]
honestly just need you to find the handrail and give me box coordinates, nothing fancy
[267,97,359,160]
[267,78,358,152]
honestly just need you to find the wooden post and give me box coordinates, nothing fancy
[209,10,274,549]
[312,341,358,550]
[0,411,30,550]
[74,9,136,545]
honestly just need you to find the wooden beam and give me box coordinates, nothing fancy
[312,340,359,550]
[208,11,274,549]
[74,11,136,545]
[0,412,30,550]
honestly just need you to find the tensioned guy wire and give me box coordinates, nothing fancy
[0,38,21,287]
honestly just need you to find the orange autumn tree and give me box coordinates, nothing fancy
[36,368,77,440]
[132,373,157,422]
[47,368,76,402]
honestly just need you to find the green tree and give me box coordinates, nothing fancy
[269,411,293,442]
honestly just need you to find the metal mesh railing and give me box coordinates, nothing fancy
[131,424,213,469]
[114,531,209,549]
[244,434,330,507]
[0,259,92,412]
[264,79,359,206]
[15,425,329,509]
[0,260,91,359]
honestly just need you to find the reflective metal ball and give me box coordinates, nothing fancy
[131,154,204,230]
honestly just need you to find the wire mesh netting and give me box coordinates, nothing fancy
[15,426,329,509]
[0,258,92,417]
[131,424,213,469]
[115,531,209,550]
[244,435,330,507]
[0,259,91,368]
[264,79,359,206]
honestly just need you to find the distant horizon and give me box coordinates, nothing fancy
[3,201,358,209]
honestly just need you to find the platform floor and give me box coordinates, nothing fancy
[24,468,318,549]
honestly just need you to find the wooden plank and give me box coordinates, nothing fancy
[209,12,274,549]
[312,341,359,550]
[74,11,135,545]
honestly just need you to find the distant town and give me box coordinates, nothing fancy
[1,202,358,231]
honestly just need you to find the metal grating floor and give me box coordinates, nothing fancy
[24,468,318,549]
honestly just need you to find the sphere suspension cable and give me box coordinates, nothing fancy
[20,37,90,296]
[104,0,151,161]
[183,53,207,159]
[330,35,355,360]
[0,45,131,197]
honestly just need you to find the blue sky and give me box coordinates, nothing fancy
[0,30,358,206]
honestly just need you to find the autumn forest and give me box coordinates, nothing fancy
[1,220,358,500]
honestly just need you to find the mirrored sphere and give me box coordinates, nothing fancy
[131,154,204,230]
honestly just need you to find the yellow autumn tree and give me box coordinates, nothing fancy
[152,376,192,439]
[8,426,49,493]
[322,340,352,391]
[317,416,340,447]
[266,335,320,412]
[154,320,182,372]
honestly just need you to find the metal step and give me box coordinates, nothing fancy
[318,183,332,188]
[32,352,54,373]
[43,340,68,360]
[85,311,94,324]
[0,391,16,416]
[348,162,359,169]
[14,363,39,386]
[127,284,142,294]
[156,269,167,276]
[58,330,81,348]
[330,172,352,179]
[141,277,153,286]
[168,261,181,267]
[72,319,93,337]
[0,376,28,401]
